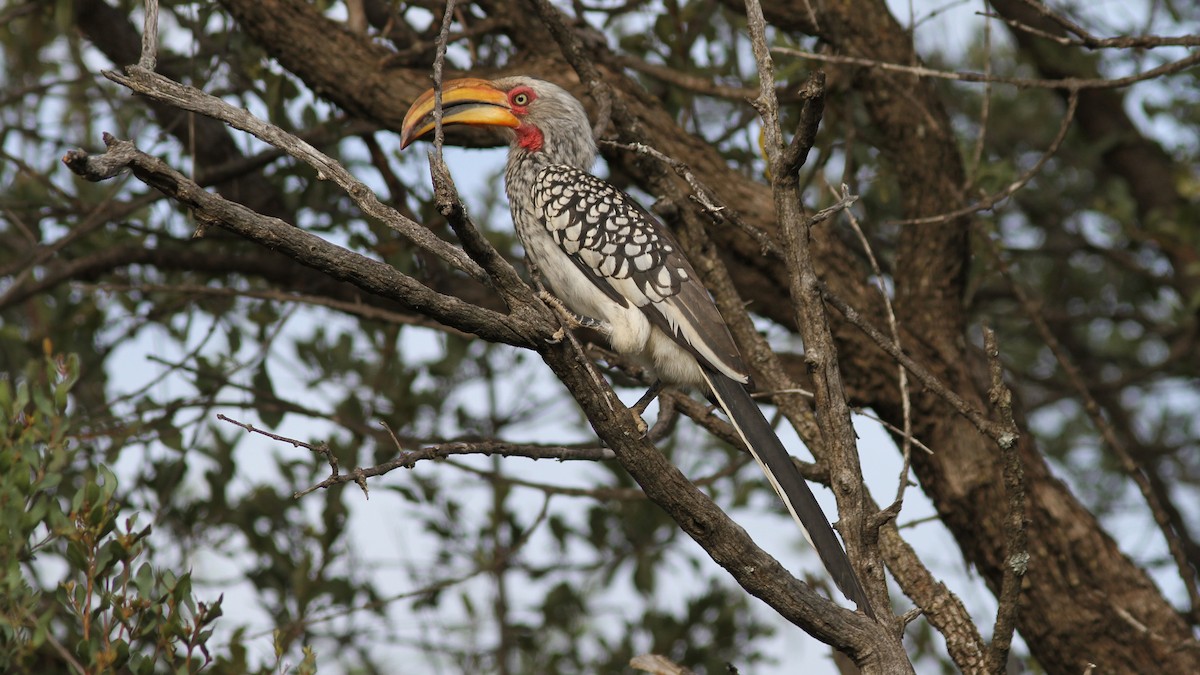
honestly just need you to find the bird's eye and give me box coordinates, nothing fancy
[512,92,530,106]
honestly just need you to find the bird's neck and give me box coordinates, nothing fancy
[507,124,596,173]
[504,123,596,214]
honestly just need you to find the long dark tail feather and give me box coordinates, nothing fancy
[701,368,876,619]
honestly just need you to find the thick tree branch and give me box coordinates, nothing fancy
[534,335,887,662]
[746,1,881,615]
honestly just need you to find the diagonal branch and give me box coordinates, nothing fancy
[103,65,489,284]
[62,134,548,349]
[425,0,531,305]
[63,129,884,657]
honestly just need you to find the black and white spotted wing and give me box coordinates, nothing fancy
[530,164,744,377]
[531,165,690,303]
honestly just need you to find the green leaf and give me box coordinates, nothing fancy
[135,562,155,598]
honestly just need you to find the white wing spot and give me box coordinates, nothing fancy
[547,212,571,232]
[600,256,617,276]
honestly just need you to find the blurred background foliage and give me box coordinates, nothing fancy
[1,0,1197,673]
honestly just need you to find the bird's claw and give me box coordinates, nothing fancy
[538,290,609,334]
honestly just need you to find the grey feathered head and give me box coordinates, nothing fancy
[400,76,596,167]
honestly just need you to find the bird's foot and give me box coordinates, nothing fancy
[538,291,611,336]
[625,381,664,438]
[630,409,649,437]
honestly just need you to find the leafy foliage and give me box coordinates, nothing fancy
[0,350,239,674]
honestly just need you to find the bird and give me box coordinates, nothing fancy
[400,76,874,618]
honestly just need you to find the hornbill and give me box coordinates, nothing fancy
[400,76,874,617]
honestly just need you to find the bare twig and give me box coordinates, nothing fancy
[528,0,615,139]
[430,0,455,152]
[967,2,994,184]
[139,0,159,70]
[294,439,617,498]
[602,142,724,219]
[101,65,490,283]
[820,283,1018,449]
[216,412,350,493]
[613,54,761,100]
[426,0,531,301]
[746,0,891,634]
[890,90,1078,226]
[808,186,859,226]
[62,134,550,348]
[983,328,1026,673]
[993,0,1200,49]
[601,140,783,257]
[223,406,621,499]
[835,186,914,512]
[81,283,475,338]
[778,73,826,180]
[985,11,1200,49]
[445,450,750,501]
[772,46,1200,90]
